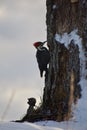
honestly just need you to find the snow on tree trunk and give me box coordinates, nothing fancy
[42,0,87,121]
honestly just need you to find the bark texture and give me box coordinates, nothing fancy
[42,0,87,121]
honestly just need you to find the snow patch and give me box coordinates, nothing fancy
[55,29,86,78]
[53,5,57,9]
[1,121,87,130]
[55,29,81,48]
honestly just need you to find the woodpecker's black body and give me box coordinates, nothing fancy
[36,47,50,77]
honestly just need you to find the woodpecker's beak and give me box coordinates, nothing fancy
[43,41,47,44]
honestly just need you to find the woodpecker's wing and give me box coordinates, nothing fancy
[36,47,50,65]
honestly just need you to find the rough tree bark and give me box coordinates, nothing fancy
[42,0,87,121]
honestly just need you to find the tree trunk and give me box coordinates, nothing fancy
[42,0,87,121]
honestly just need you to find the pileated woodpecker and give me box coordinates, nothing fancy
[33,41,50,77]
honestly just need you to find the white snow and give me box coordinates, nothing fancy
[0,121,63,130]
[55,29,82,48]
[0,120,87,130]
[53,5,57,9]
[0,29,87,130]
[55,29,87,78]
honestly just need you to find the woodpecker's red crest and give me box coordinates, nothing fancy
[33,42,42,48]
